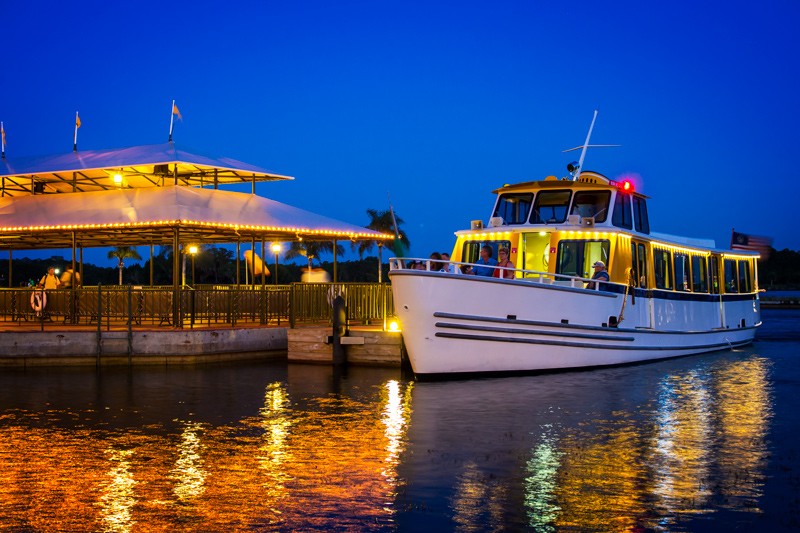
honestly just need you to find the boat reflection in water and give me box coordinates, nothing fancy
[401,352,773,531]
[0,351,775,531]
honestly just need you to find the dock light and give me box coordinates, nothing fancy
[188,245,199,286]
[54,268,60,275]
[388,320,401,332]
[112,172,123,185]
[271,243,282,284]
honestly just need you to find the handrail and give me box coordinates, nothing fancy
[388,257,611,290]
[0,282,395,329]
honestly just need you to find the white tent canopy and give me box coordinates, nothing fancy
[0,142,292,196]
[0,186,391,249]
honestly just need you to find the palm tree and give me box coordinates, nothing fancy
[107,246,142,285]
[352,208,411,258]
[284,241,345,272]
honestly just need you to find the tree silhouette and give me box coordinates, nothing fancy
[284,241,345,271]
[107,246,142,285]
[352,208,410,259]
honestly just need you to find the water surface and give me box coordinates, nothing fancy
[0,309,798,531]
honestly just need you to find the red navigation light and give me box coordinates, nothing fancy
[622,180,633,192]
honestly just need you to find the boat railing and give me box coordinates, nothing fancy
[388,257,612,291]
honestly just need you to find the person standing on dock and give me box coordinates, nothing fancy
[39,266,62,290]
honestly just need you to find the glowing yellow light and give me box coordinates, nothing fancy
[271,243,282,254]
[538,231,547,236]
[388,320,400,332]
[113,173,123,184]
[187,245,199,255]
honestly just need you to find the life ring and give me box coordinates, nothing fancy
[30,290,47,313]
[326,285,345,306]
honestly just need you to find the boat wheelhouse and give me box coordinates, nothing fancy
[389,170,760,378]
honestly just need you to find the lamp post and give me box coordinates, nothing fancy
[188,245,198,286]
[271,243,281,285]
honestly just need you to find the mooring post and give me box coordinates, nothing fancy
[331,294,347,366]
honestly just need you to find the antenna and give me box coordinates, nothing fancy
[562,110,620,180]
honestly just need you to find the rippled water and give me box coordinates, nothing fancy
[1,309,798,532]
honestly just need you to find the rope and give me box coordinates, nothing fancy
[616,268,636,326]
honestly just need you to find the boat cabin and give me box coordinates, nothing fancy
[449,172,758,296]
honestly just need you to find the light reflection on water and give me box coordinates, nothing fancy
[0,332,795,531]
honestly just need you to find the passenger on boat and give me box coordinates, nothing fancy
[493,248,515,279]
[429,252,445,272]
[441,252,458,274]
[39,266,62,290]
[472,245,498,276]
[587,261,609,290]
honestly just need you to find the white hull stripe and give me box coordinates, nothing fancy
[435,321,635,342]
[434,332,753,352]
[433,311,760,336]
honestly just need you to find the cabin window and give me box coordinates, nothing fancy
[569,191,610,223]
[530,190,571,224]
[462,240,512,270]
[636,243,649,288]
[674,252,690,291]
[654,248,673,290]
[710,255,720,294]
[633,196,650,234]
[724,259,738,293]
[493,193,533,225]
[738,260,752,293]
[691,255,708,293]
[612,192,633,230]
[556,239,610,279]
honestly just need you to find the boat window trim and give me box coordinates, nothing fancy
[556,239,610,279]
[493,192,534,225]
[633,196,650,234]
[612,191,633,230]
[654,248,673,290]
[529,189,572,224]
[569,190,611,223]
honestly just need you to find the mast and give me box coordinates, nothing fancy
[563,110,619,180]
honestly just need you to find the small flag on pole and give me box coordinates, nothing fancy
[168,99,182,142]
[1,121,6,159]
[731,230,773,260]
[73,111,81,152]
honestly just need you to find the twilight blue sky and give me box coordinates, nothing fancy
[3,0,799,266]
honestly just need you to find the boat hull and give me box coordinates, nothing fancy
[390,271,760,377]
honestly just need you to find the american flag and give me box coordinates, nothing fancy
[731,230,773,260]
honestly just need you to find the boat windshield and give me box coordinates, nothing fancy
[570,191,610,222]
[530,190,571,224]
[493,193,533,225]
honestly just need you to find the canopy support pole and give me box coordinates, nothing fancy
[214,168,218,190]
[7,249,11,288]
[236,240,241,286]
[173,228,180,327]
[149,244,154,287]
[333,240,338,282]
[251,237,256,287]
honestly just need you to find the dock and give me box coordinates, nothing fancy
[287,326,404,366]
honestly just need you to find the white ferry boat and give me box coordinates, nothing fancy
[389,117,761,378]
